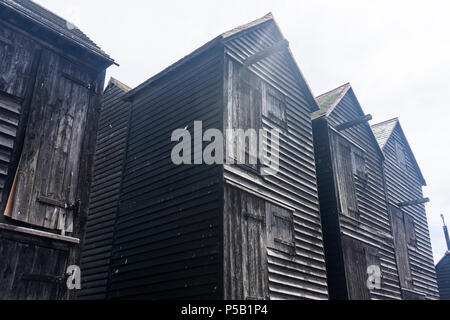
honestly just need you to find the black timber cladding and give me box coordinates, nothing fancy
[436,253,450,300]
[222,19,328,299]
[372,119,440,299]
[313,84,402,300]
[81,13,329,300]
[109,47,223,300]
[79,79,131,299]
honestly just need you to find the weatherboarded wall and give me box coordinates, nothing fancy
[106,47,223,300]
[222,21,328,300]
[313,89,403,300]
[79,81,131,299]
[381,125,439,299]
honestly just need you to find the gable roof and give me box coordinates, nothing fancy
[126,13,319,111]
[105,77,132,94]
[312,83,351,120]
[372,118,426,186]
[437,251,450,268]
[313,83,384,159]
[371,118,398,149]
[0,0,114,64]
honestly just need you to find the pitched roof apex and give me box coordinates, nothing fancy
[312,83,352,119]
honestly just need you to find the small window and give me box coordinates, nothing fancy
[263,86,287,129]
[266,202,295,255]
[333,136,359,219]
[352,149,368,184]
[395,141,407,170]
[405,214,417,246]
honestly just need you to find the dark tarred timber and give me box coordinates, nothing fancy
[80,13,328,300]
[312,83,403,300]
[78,78,132,299]
[0,0,113,300]
[372,118,440,299]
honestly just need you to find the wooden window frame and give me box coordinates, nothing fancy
[266,203,295,256]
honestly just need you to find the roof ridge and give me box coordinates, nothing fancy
[0,0,114,63]
[221,12,273,39]
[316,82,350,99]
[127,13,276,99]
[109,77,132,92]
[372,117,399,128]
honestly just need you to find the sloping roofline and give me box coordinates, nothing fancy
[125,13,319,111]
[105,77,132,93]
[312,83,351,120]
[313,83,385,160]
[0,0,115,65]
[372,118,427,186]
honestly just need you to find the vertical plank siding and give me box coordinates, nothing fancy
[0,2,111,300]
[79,82,131,299]
[107,48,223,300]
[382,126,440,298]
[223,21,328,300]
[314,90,403,300]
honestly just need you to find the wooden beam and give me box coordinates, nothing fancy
[243,39,289,67]
[336,114,373,131]
[397,198,430,207]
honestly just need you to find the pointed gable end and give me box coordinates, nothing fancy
[372,119,426,186]
[314,83,384,160]
[126,13,319,111]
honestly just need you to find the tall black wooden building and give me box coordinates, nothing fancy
[80,13,329,300]
[312,83,403,300]
[435,215,450,300]
[372,118,440,299]
[0,0,113,299]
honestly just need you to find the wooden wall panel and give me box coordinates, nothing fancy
[382,126,439,299]
[223,21,328,300]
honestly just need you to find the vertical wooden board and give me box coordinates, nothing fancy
[10,50,91,232]
[223,185,268,300]
[389,205,412,290]
[331,133,358,218]
[342,236,370,300]
[0,238,19,299]
[10,49,57,225]
[0,26,37,99]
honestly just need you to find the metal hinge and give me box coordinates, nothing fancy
[21,273,65,285]
[243,211,265,226]
[37,196,80,214]
[60,72,97,93]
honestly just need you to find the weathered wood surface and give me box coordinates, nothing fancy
[381,123,440,299]
[10,50,93,233]
[313,87,402,300]
[223,185,269,300]
[223,20,328,300]
[0,230,70,300]
[0,7,109,300]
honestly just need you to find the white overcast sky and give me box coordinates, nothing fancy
[35,0,450,263]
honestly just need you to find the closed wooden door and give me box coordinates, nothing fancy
[10,50,93,233]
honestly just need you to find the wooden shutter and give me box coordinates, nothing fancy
[353,148,368,180]
[262,84,287,129]
[405,214,417,246]
[395,141,407,170]
[332,134,359,218]
[389,205,413,290]
[232,67,261,172]
[266,202,295,255]
[342,236,371,300]
[10,52,92,233]
[0,94,22,209]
